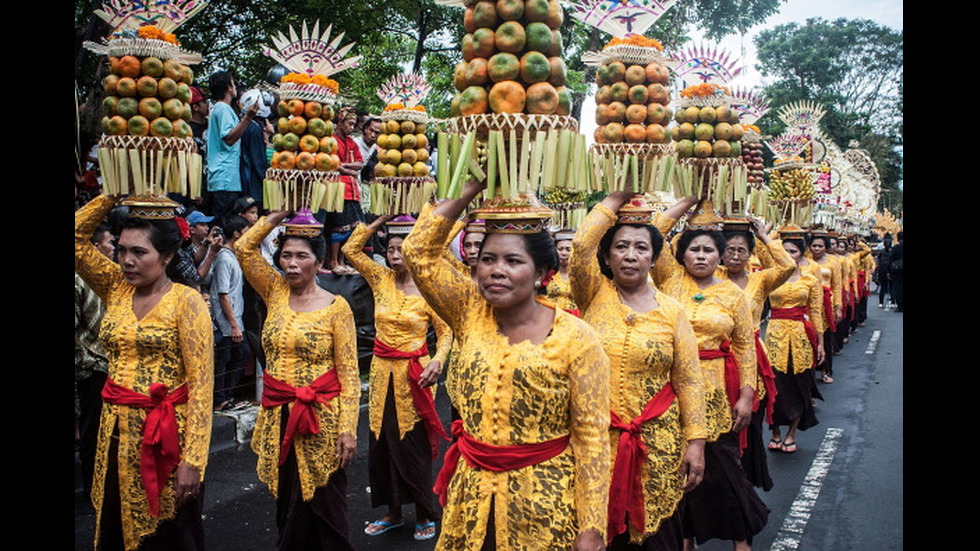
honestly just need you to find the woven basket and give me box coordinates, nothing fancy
[277,83,340,105]
[591,142,675,158]
[265,167,342,185]
[100,135,198,154]
[381,109,429,124]
[446,113,578,138]
[83,37,203,64]
[677,95,738,109]
[582,45,672,67]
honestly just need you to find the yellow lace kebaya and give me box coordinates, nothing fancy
[342,222,452,440]
[75,195,214,551]
[652,214,758,442]
[571,203,706,543]
[719,240,796,332]
[718,239,795,402]
[765,273,826,373]
[545,270,579,313]
[417,204,469,411]
[235,217,360,501]
[402,212,611,551]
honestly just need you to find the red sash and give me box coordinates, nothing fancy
[770,306,820,369]
[262,370,341,466]
[101,378,189,517]
[373,339,450,458]
[700,342,748,451]
[822,286,837,333]
[858,270,869,299]
[433,420,570,507]
[607,383,676,540]
[564,308,581,317]
[754,330,778,425]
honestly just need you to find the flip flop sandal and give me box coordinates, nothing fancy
[822,373,834,383]
[364,520,404,536]
[414,521,437,541]
[781,441,798,454]
[768,437,783,451]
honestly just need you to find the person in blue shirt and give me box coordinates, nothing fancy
[238,89,274,211]
[207,71,259,218]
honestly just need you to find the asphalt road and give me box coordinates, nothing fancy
[76,299,903,550]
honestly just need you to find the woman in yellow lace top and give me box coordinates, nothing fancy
[570,191,706,549]
[75,194,213,551]
[806,232,842,382]
[234,212,360,550]
[403,178,610,551]
[342,216,452,541]
[651,197,767,551]
[832,236,857,349]
[546,230,579,314]
[718,217,795,491]
[765,236,826,454]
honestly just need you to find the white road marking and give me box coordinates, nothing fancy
[865,330,881,354]
[769,427,844,550]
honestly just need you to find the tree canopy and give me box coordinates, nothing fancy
[753,17,903,213]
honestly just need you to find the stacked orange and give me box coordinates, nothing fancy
[374,116,431,178]
[672,84,744,159]
[451,0,570,116]
[270,96,340,172]
[101,53,195,139]
[592,57,673,145]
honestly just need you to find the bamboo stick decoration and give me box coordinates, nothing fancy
[449,133,461,184]
[569,134,579,192]
[556,130,571,188]
[542,129,558,191]
[519,128,531,194]
[529,131,546,193]
[495,131,510,200]
[437,132,450,198]
[508,130,518,199]
[448,132,476,199]
[630,155,639,193]
[486,130,499,198]
[190,154,201,198]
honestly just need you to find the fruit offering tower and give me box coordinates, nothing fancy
[437,0,597,232]
[262,20,361,227]
[728,86,771,217]
[763,133,815,227]
[83,0,208,199]
[573,0,680,196]
[670,44,750,212]
[370,73,438,215]
[451,0,571,119]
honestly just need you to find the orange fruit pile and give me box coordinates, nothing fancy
[671,103,744,159]
[270,99,341,172]
[451,0,570,116]
[593,59,673,145]
[374,117,430,178]
[101,54,195,139]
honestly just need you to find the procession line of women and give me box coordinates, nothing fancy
[77,184,874,550]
